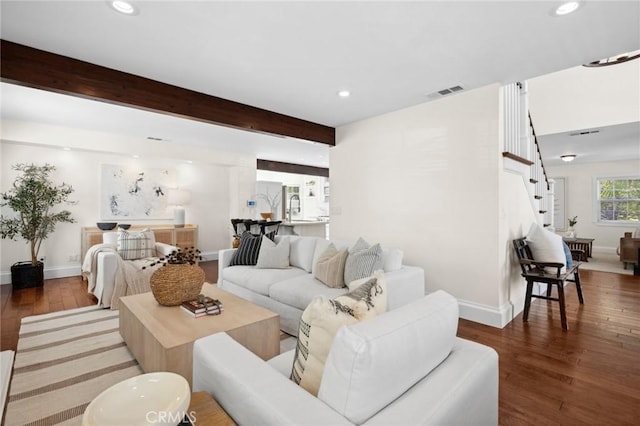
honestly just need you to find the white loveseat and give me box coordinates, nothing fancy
[193,290,499,425]
[217,235,425,335]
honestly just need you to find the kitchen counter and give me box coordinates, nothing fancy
[280,220,329,238]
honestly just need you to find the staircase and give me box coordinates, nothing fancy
[502,81,554,229]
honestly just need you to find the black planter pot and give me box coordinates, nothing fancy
[11,261,44,289]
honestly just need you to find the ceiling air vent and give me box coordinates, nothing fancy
[569,129,600,136]
[427,85,465,98]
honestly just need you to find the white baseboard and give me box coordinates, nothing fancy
[1,252,221,285]
[592,246,617,255]
[457,298,517,329]
[200,251,219,262]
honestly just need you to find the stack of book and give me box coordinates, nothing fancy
[180,296,223,318]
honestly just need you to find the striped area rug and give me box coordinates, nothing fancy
[4,306,143,425]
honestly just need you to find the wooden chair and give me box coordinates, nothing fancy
[513,238,584,330]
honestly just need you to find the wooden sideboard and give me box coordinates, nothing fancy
[81,224,198,261]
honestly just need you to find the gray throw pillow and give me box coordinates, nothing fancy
[344,238,384,284]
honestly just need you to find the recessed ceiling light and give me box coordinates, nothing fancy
[561,154,577,162]
[63,147,71,151]
[109,0,138,15]
[555,1,581,16]
[337,90,351,98]
[132,154,140,159]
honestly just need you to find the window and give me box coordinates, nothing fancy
[596,177,640,223]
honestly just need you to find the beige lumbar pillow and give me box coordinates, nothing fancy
[314,243,349,288]
[290,271,387,396]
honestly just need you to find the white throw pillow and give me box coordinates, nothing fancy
[526,223,566,272]
[382,247,404,272]
[318,290,459,425]
[117,228,156,260]
[289,237,319,272]
[256,235,290,269]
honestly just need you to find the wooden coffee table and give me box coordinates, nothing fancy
[119,284,279,387]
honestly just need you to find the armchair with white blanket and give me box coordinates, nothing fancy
[82,230,177,309]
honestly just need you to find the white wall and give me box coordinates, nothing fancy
[529,60,640,135]
[332,84,514,326]
[498,170,537,322]
[1,120,256,284]
[547,159,640,251]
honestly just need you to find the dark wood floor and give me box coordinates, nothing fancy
[1,264,638,425]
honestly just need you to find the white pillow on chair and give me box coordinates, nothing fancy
[526,223,566,272]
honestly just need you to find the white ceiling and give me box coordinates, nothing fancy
[1,1,639,168]
[537,121,640,167]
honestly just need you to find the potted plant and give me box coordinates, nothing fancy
[0,163,76,288]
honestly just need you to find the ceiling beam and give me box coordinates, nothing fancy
[257,159,329,177]
[0,40,335,146]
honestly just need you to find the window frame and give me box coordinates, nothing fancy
[594,175,640,226]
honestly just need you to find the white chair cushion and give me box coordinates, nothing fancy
[318,290,459,425]
[526,222,566,272]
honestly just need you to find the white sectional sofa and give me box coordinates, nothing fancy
[193,291,499,425]
[217,235,425,335]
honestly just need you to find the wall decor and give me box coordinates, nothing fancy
[101,164,175,220]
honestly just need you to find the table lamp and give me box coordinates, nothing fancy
[167,189,191,228]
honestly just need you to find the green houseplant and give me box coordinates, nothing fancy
[0,163,76,288]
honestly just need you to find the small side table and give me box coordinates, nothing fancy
[188,391,235,426]
[563,237,595,262]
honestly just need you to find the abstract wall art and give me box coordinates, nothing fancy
[100,164,175,219]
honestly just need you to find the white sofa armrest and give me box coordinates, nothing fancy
[217,248,236,284]
[193,333,352,426]
[96,251,119,308]
[155,242,178,257]
[384,265,425,310]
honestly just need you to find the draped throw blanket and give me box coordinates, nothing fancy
[82,244,162,309]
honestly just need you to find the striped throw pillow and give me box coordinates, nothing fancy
[229,232,263,266]
[117,229,156,260]
[344,238,383,284]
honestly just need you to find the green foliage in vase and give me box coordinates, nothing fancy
[0,164,76,265]
[568,216,578,227]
